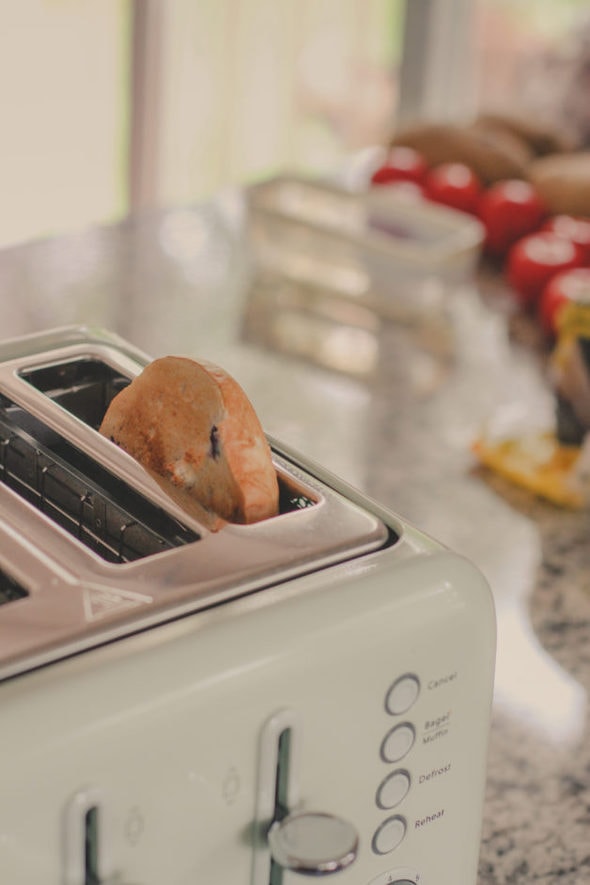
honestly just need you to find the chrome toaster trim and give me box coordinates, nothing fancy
[0,326,391,681]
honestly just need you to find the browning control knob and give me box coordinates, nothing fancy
[268,811,359,876]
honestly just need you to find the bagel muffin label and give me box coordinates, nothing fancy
[422,710,452,745]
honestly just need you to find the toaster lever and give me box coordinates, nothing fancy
[253,710,359,882]
[267,811,359,877]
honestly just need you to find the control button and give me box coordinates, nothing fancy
[376,769,411,809]
[372,815,406,855]
[385,675,420,715]
[380,723,415,763]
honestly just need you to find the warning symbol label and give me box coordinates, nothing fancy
[83,586,152,621]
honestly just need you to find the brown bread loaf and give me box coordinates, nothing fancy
[473,111,574,157]
[527,152,590,217]
[390,121,532,184]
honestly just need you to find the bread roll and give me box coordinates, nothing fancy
[99,356,279,526]
[390,121,532,184]
[527,152,590,217]
[473,111,574,157]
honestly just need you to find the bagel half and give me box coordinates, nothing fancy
[99,356,279,526]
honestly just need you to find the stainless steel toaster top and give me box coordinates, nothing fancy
[0,326,390,681]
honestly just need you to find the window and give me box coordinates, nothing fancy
[0,1,129,246]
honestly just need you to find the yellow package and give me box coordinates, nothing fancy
[472,431,585,509]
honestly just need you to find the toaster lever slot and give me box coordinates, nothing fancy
[252,709,301,885]
[63,788,140,885]
[252,710,359,882]
[84,805,100,885]
[64,788,112,885]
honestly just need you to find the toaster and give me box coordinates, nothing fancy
[0,326,496,885]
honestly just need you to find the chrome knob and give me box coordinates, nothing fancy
[268,811,359,876]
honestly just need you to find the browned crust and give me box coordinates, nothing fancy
[99,356,279,526]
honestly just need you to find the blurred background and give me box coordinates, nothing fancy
[0,0,588,248]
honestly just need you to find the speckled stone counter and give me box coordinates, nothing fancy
[1,195,590,882]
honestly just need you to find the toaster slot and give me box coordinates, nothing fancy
[20,357,128,430]
[0,394,199,563]
[0,567,28,606]
[20,356,317,515]
[0,330,393,683]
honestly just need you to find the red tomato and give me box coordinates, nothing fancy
[542,215,590,264]
[506,232,585,307]
[424,163,482,214]
[478,179,548,257]
[370,147,428,186]
[539,267,590,335]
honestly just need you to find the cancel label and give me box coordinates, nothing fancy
[419,762,451,784]
[427,671,457,690]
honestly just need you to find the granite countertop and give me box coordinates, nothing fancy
[1,193,590,882]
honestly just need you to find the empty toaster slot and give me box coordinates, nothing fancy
[21,358,129,430]
[0,394,199,563]
[0,568,28,607]
[21,357,317,515]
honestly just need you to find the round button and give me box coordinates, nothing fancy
[385,675,420,715]
[380,723,415,763]
[372,815,407,855]
[376,769,411,809]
